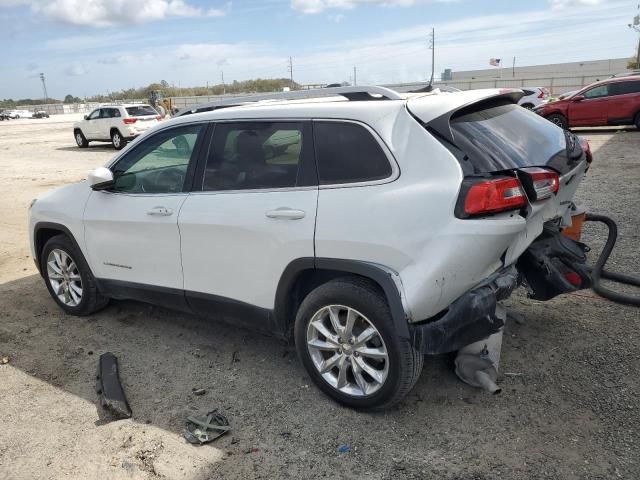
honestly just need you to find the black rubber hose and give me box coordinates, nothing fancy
[584,213,640,306]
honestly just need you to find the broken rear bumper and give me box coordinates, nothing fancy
[410,266,518,355]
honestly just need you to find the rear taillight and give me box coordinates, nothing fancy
[459,177,527,217]
[123,118,137,124]
[537,89,545,99]
[579,137,592,164]
[155,115,162,121]
[519,167,559,201]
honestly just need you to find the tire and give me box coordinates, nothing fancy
[111,129,126,150]
[74,129,88,148]
[40,234,109,316]
[634,112,640,130]
[294,277,423,410]
[547,113,568,130]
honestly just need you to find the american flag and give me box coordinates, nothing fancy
[489,58,501,67]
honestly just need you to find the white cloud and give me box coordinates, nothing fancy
[30,0,209,27]
[290,0,449,14]
[549,0,602,9]
[64,62,87,76]
[328,13,345,22]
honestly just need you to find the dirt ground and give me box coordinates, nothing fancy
[0,115,638,480]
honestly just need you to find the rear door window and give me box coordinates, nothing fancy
[313,121,392,185]
[610,81,640,96]
[202,121,314,191]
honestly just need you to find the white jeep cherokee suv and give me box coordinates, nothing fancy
[30,87,592,409]
[73,104,160,150]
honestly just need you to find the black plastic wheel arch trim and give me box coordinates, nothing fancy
[33,222,84,275]
[274,257,411,339]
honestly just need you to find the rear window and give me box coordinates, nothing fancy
[314,122,392,185]
[448,102,580,174]
[125,105,158,117]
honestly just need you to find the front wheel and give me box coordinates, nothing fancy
[111,130,126,150]
[547,113,568,130]
[74,129,88,148]
[41,234,108,316]
[294,277,423,410]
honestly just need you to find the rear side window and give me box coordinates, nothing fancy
[610,81,640,95]
[203,121,313,191]
[313,122,392,185]
[125,105,158,117]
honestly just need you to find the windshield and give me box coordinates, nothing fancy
[449,102,582,175]
[125,105,158,117]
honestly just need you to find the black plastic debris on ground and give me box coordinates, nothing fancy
[96,352,132,420]
[184,410,231,445]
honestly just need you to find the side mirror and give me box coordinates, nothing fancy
[88,167,114,190]
[572,95,585,102]
[84,115,88,120]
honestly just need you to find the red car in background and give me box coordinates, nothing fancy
[534,76,640,130]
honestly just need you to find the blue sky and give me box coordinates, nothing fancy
[0,0,638,99]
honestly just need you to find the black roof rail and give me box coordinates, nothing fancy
[174,86,403,117]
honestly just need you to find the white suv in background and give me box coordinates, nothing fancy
[73,104,160,150]
[518,87,549,109]
[30,87,592,409]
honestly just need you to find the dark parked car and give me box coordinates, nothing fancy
[534,76,640,129]
[32,110,50,119]
[0,110,9,121]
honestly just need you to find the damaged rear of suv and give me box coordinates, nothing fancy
[30,86,595,410]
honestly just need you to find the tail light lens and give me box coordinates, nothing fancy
[123,118,137,124]
[155,115,162,121]
[537,89,545,99]
[579,137,592,164]
[518,167,559,201]
[458,177,527,217]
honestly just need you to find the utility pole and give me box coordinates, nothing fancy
[39,72,48,103]
[353,65,357,86]
[428,28,435,87]
[630,5,640,68]
[288,56,294,90]
[221,71,226,95]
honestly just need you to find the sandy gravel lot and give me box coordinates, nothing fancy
[0,115,638,480]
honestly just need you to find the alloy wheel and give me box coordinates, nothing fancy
[306,305,389,397]
[112,133,121,148]
[75,133,83,146]
[46,248,83,307]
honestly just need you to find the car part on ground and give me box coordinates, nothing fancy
[96,352,132,420]
[184,411,231,445]
[454,304,507,394]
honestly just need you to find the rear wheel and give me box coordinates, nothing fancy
[111,129,126,150]
[294,277,423,410]
[41,234,108,316]
[547,113,568,130]
[634,112,640,130]
[74,129,88,148]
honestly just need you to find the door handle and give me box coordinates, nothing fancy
[265,208,305,220]
[147,206,173,216]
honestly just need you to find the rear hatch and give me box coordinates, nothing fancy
[408,90,589,265]
[125,105,160,131]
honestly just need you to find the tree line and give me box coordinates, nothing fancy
[1,78,298,108]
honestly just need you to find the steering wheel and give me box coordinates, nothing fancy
[141,168,185,193]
